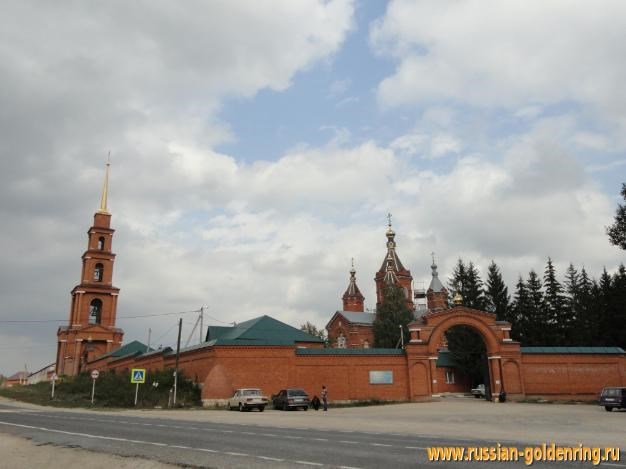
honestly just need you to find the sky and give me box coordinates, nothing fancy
[1,0,625,376]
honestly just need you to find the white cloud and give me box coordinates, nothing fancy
[371,0,626,114]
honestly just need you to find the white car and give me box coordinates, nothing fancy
[228,388,268,412]
[471,384,486,398]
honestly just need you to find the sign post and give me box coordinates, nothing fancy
[90,370,100,404]
[50,373,58,399]
[130,368,146,406]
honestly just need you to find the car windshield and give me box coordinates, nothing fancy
[288,389,307,396]
[243,389,261,396]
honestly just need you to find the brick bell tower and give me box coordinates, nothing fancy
[374,214,414,310]
[56,161,124,376]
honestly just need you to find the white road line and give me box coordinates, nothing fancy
[261,433,278,437]
[285,435,303,439]
[241,431,256,435]
[195,448,218,453]
[258,456,284,462]
[295,461,324,466]
[404,446,427,450]
[148,442,168,446]
[225,452,249,456]
[340,466,364,469]
[312,438,329,441]
[339,441,359,444]
[170,445,191,449]
[371,443,392,447]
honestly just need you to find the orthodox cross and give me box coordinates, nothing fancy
[387,212,392,226]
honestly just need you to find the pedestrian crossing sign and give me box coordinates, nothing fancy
[131,368,146,384]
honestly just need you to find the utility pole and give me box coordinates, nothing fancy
[199,307,204,344]
[173,318,182,406]
[399,324,404,348]
[147,327,151,353]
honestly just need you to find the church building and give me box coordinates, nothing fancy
[326,219,448,349]
[55,163,124,376]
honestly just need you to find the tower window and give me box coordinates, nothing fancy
[98,237,105,250]
[445,370,455,384]
[94,263,104,282]
[89,299,102,324]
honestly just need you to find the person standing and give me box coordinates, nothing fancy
[321,385,328,411]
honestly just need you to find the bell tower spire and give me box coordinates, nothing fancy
[98,154,111,214]
[56,160,124,376]
[374,214,414,309]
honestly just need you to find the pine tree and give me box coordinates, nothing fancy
[511,276,529,343]
[543,258,569,345]
[449,259,486,309]
[606,183,626,250]
[373,284,415,348]
[485,260,510,321]
[575,267,597,345]
[564,263,581,344]
[608,264,626,349]
[598,268,613,346]
[526,270,546,345]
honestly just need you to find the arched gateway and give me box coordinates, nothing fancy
[405,306,524,401]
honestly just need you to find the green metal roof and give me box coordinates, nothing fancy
[205,315,324,346]
[521,346,625,354]
[296,348,404,355]
[436,349,460,368]
[92,340,151,361]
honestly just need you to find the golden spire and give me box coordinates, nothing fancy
[98,154,111,214]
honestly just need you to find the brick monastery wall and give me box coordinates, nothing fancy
[521,353,626,400]
[88,346,626,403]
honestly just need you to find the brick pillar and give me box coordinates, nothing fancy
[429,356,439,396]
[489,356,502,399]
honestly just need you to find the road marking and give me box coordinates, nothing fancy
[404,446,427,450]
[241,431,256,435]
[339,441,359,444]
[312,438,328,441]
[148,442,167,446]
[225,452,249,456]
[295,461,324,466]
[371,443,392,447]
[261,433,278,437]
[171,445,191,449]
[285,435,303,439]
[340,466,364,469]
[258,456,284,462]
[196,448,218,453]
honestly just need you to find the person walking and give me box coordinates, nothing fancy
[321,385,328,411]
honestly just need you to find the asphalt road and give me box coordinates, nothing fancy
[0,403,623,469]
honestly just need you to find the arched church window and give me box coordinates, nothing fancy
[94,263,104,282]
[98,237,105,250]
[337,333,347,349]
[89,299,102,324]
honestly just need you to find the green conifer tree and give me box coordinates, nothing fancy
[543,258,568,345]
[373,284,414,348]
[606,183,626,250]
[485,260,510,321]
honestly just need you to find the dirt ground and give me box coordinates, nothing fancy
[0,433,179,469]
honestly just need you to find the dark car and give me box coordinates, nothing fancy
[599,387,626,411]
[272,388,310,411]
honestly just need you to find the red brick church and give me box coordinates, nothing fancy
[326,219,449,350]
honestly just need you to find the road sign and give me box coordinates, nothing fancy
[131,368,146,384]
[91,370,100,380]
[51,373,58,381]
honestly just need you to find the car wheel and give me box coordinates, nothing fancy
[605,406,613,412]
[474,395,480,399]
[259,406,265,412]
[303,406,308,411]
[239,403,244,412]
[283,403,288,411]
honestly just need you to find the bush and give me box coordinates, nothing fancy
[0,368,201,408]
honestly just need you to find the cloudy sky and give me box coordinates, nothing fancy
[1,0,625,376]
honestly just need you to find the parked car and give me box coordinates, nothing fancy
[471,384,486,399]
[272,388,310,410]
[228,388,268,412]
[599,387,626,412]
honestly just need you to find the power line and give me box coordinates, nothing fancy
[0,309,201,324]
